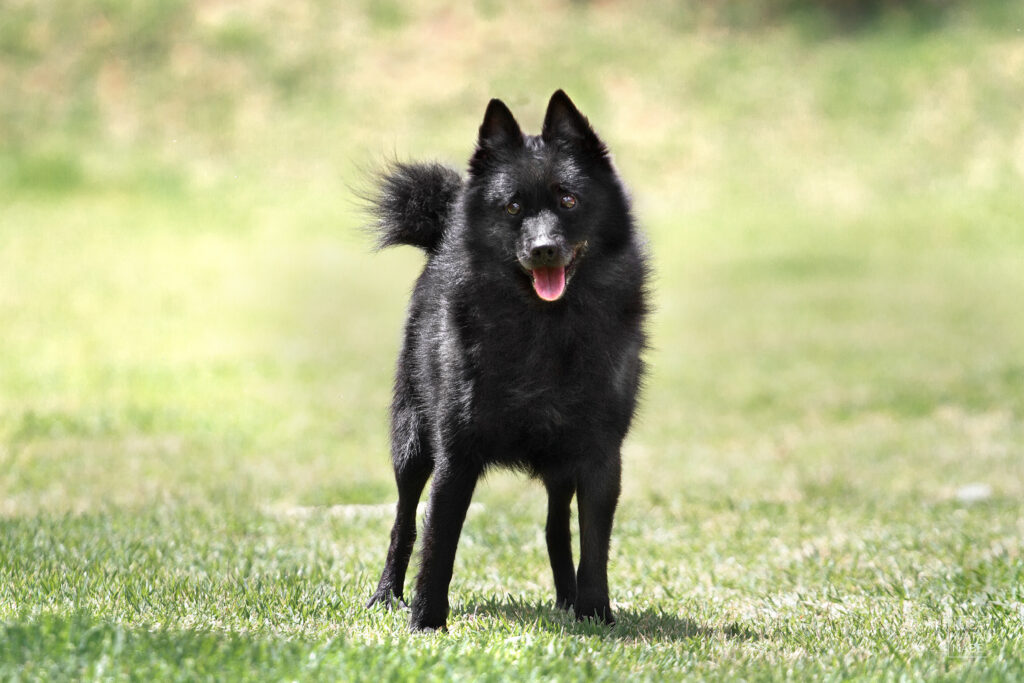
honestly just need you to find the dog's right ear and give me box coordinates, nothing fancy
[477,98,523,149]
[470,98,523,175]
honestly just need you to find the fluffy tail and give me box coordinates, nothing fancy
[368,162,462,254]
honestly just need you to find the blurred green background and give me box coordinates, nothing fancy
[3,0,1022,509]
[1,0,1023,677]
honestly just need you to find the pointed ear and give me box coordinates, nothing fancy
[478,98,523,149]
[542,90,609,161]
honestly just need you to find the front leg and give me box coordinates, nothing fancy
[574,453,621,625]
[543,476,576,610]
[409,461,481,631]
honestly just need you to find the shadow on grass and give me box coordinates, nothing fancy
[461,598,761,642]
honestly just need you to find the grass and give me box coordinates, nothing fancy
[2,0,1024,679]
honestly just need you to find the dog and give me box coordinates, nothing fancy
[365,90,649,631]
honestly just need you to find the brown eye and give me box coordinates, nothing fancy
[559,193,577,209]
[505,200,521,216]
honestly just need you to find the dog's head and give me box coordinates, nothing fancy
[463,90,631,303]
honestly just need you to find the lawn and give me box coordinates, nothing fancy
[2,1,1023,679]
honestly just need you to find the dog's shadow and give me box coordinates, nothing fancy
[460,598,760,642]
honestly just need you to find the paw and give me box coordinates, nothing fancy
[574,600,615,626]
[555,592,575,611]
[409,600,449,632]
[366,588,407,611]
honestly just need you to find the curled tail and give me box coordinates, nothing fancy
[369,162,462,254]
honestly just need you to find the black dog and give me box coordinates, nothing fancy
[366,90,648,631]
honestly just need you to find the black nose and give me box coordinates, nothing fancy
[530,243,559,266]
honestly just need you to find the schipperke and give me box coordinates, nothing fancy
[365,90,649,632]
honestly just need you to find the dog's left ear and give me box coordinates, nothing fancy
[542,90,609,161]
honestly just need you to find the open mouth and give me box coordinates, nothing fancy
[529,243,585,302]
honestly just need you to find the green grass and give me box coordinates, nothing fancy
[2,0,1024,679]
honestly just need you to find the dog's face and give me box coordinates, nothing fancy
[463,91,629,302]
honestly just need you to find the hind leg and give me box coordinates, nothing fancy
[367,402,433,610]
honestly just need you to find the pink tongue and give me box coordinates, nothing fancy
[531,266,566,301]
